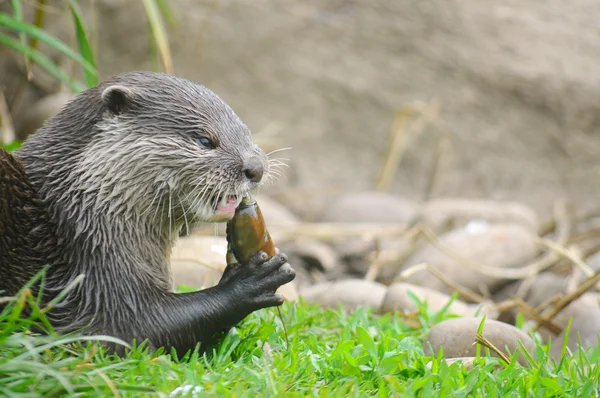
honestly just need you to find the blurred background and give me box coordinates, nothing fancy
[3,0,600,220]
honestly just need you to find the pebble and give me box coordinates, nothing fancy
[425,317,535,365]
[336,236,413,282]
[320,191,419,226]
[280,238,340,273]
[421,198,539,232]
[401,223,539,297]
[550,293,600,359]
[299,279,387,310]
[378,282,474,316]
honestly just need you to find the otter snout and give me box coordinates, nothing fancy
[243,156,264,183]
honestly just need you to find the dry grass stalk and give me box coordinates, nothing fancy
[536,238,594,277]
[423,131,449,201]
[512,298,562,334]
[397,263,486,303]
[534,270,600,332]
[534,295,562,314]
[267,223,411,243]
[375,100,440,192]
[474,334,511,364]
[418,225,551,280]
[0,90,15,144]
[364,238,382,282]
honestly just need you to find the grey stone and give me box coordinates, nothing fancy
[401,223,539,296]
[379,282,474,316]
[299,279,387,310]
[320,192,419,226]
[425,317,535,365]
[421,198,540,232]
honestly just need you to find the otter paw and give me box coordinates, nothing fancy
[222,250,296,309]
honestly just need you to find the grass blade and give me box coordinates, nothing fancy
[0,13,97,83]
[69,0,99,88]
[8,0,30,75]
[142,0,173,73]
[155,0,177,29]
[0,33,85,92]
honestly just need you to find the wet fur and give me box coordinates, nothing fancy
[0,72,295,354]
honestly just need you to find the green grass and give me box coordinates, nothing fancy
[1,288,599,398]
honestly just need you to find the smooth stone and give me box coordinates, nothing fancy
[493,272,569,324]
[425,317,535,365]
[378,282,474,316]
[320,192,419,226]
[336,236,413,282]
[280,238,340,273]
[421,198,539,232]
[402,223,539,297]
[254,194,300,226]
[550,293,600,358]
[299,279,387,310]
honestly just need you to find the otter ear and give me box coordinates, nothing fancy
[101,85,135,115]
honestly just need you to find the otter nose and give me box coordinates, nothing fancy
[243,158,264,183]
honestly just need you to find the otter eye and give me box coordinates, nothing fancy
[197,137,215,149]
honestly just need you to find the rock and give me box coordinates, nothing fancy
[320,192,419,226]
[493,272,569,324]
[421,199,540,232]
[379,282,474,316]
[268,190,330,222]
[401,223,539,297]
[550,293,600,358]
[171,261,223,289]
[425,317,535,365]
[254,194,300,226]
[299,279,387,310]
[467,302,499,320]
[335,236,413,282]
[284,255,315,289]
[280,238,340,273]
[522,273,569,308]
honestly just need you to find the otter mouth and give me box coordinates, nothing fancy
[213,193,241,218]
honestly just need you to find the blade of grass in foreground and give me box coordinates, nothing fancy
[69,0,99,88]
[0,33,85,92]
[0,13,97,84]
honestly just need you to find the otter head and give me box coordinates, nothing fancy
[19,72,270,243]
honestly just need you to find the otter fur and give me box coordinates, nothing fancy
[0,72,295,354]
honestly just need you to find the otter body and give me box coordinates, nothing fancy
[0,72,295,354]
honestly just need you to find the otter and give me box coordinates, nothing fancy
[0,71,296,355]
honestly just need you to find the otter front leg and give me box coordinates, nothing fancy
[142,251,295,355]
